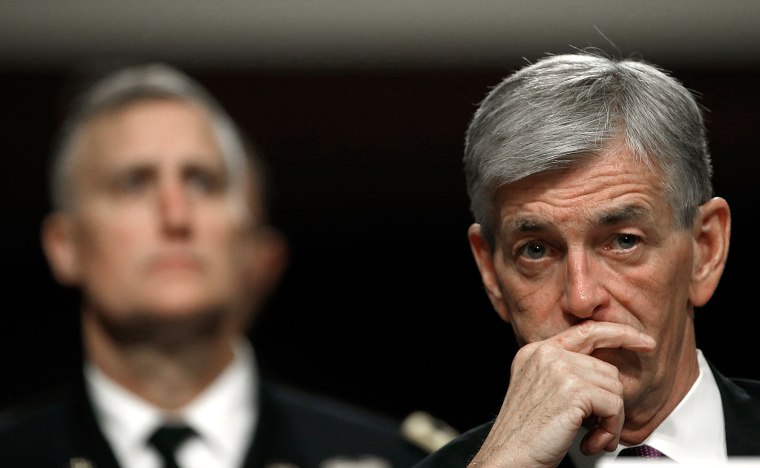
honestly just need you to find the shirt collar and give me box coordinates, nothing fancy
[569,349,726,467]
[183,340,257,463]
[84,339,257,466]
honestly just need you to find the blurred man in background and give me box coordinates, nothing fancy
[0,63,426,468]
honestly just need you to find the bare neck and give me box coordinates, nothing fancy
[82,310,237,411]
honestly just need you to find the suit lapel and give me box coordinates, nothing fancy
[240,380,304,468]
[711,363,760,455]
[71,376,123,468]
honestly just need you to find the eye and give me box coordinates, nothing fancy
[520,241,548,260]
[186,169,224,194]
[115,169,151,194]
[612,233,640,250]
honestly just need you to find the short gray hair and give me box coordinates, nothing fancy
[50,63,248,212]
[465,53,713,244]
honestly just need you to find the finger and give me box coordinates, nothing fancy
[571,360,624,395]
[578,387,625,455]
[582,425,620,455]
[521,344,624,393]
[552,320,656,355]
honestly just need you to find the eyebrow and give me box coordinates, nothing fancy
[106,155,225,172]
[512,219,547,233]
[502,203,655,237]
[595,204,654,226]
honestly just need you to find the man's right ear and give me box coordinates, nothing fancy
[467,224,511,323]
[41,213,81,286]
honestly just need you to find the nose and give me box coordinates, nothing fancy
[561,249,608,319]
[158,180,192,236]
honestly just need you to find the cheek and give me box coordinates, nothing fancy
[499,269,563,342]
[77,215,152,271]
[200,216,253,272]
[199,202,249,239]
[610,259,693,333]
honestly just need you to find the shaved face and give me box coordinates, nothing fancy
[61,99,258,331]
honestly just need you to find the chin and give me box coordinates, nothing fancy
[94,297,226,346]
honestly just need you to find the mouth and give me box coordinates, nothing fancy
[147,252,203,273]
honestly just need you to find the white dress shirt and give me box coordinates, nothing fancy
[84,340,258,468]
[569,349,726,467]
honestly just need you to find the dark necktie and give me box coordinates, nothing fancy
[618,444,668,458]
[147,424,196,468]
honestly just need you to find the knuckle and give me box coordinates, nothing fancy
[576,320,595,336]
[610,393,624,410]
[513,343,535,364]
[560,373,581,393]
[535,345,566,371]
[612,378,624,396]
[548,356,570,374]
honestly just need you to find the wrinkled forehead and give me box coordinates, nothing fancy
[497,137,663,194]
[491,146,670,222]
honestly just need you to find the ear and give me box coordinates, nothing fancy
[247,226,289,307]
[689,197,731,307]
[41,212,82,286]
[468,224,511,322]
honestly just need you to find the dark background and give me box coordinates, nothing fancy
[1,1,759,436]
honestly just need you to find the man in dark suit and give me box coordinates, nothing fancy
[415,53,760,467]
[0,63,426,468]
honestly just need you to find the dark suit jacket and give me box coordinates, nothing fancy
[414,364,760,467]
[0,374,426,468]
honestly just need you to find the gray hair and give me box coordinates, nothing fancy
[465,53,713,244]
[50,63,248,212]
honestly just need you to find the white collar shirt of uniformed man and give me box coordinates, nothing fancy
[86,339,257,468]
[569,349,726,467]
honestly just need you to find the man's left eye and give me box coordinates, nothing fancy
[187,172,222,193]
[614,234,640,250]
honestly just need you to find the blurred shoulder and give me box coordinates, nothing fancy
[259,380,428,467]
[0,388,76,464]
[264,380,403,431]
[412,421,492,468]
